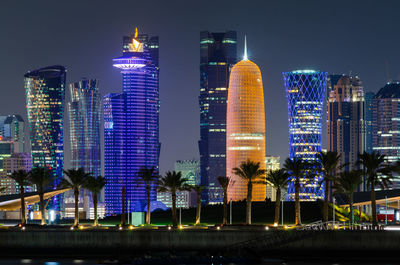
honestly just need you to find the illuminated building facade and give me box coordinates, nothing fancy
[265,156,280,201]
[226,41,266,202]
[365,92,375,154]
[373,82,400,188]
[0,115,25,153]
[104,29,159,214]
[199,31,237,203]
[68,79,101,218]
[327,75,365,172]
[0,139,13,175]
[24,65,65,210]
[174,160,200,186]
[0,153,32,195]
[283,70,327,201]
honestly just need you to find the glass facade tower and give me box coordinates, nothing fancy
[199,31,237,203]
[68,79,101,218]
[365,92,375,154]
[373,82,400,188]
[327,75,365,173]
[283,70,327,201]
[24,65,66,210]
[104,29,159,214]
[69,79,101,177]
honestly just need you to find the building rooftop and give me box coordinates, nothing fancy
[375,82,400,99]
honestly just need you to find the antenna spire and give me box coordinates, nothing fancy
[243,35,248,61]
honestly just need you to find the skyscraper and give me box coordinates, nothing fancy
[226,39,266,202]
[104,29,159,214]
[199,31,237,203]
[327,75,365,172]
[365,92,375,154]
[69,79,101,178]
[283,70,327,201]
[68,79,101,218]
[373,82,400,188]
[24,65,65,210]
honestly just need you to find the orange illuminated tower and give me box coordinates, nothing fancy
[226,37,266,201]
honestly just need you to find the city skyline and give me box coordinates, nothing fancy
[1,0,400,175]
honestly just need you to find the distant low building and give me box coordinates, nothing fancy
[265,156,280,201]
[157,160,200,209]
[0,152,32,195]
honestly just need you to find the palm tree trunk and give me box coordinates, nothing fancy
[121,186,126,226]
[323,179,329,222]
[195,192,201,225]
[20,187,25,225]
[172,191,177,227]
[222,189,228,225]
[74,189,79,227]
[246,182,252,225]
[93,193,98,226]
[274,188,281,225]
[295,180,301,225]
[39,193,45,225]
[146,185,151,225]
[349,194,354,227]
[371,184,377,226]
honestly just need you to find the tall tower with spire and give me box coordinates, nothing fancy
[104,28,160,215]
[226,37,266,201]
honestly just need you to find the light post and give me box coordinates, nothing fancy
[230,199,233,224]
[127,200,130,225]
[385,196,388,225]
[333,197,335,226]
[179,207,182,226]
[281,194,284,226]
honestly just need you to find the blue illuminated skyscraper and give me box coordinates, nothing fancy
[199,31,237,203]
[24,65,66,210]
[283,70,327,201]
[104,29,159,215]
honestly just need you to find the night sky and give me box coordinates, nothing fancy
[1,0,400,174]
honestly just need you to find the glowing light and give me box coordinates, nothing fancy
[273,223,278,227]
[216,226,220,230]
[265,226,269,230]
[128,28,143,52]
[243,35,248,61]
[50,210,55,222]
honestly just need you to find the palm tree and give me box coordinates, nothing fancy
[29,167,54,225]
[62,168,90,227]
[84,175,106,226]
[357,152,394,226]
[265,169,290,225]
[9,170,30,225]
[232,160,266,225]
[332,170,363,226]
[158,171,188,227]
[137,166,159,225]
[283,157,311,226]
[218,176,233,225]
[191,185,204,225]
[317,151,341,222]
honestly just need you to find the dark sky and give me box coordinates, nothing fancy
[1,0,400,174]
